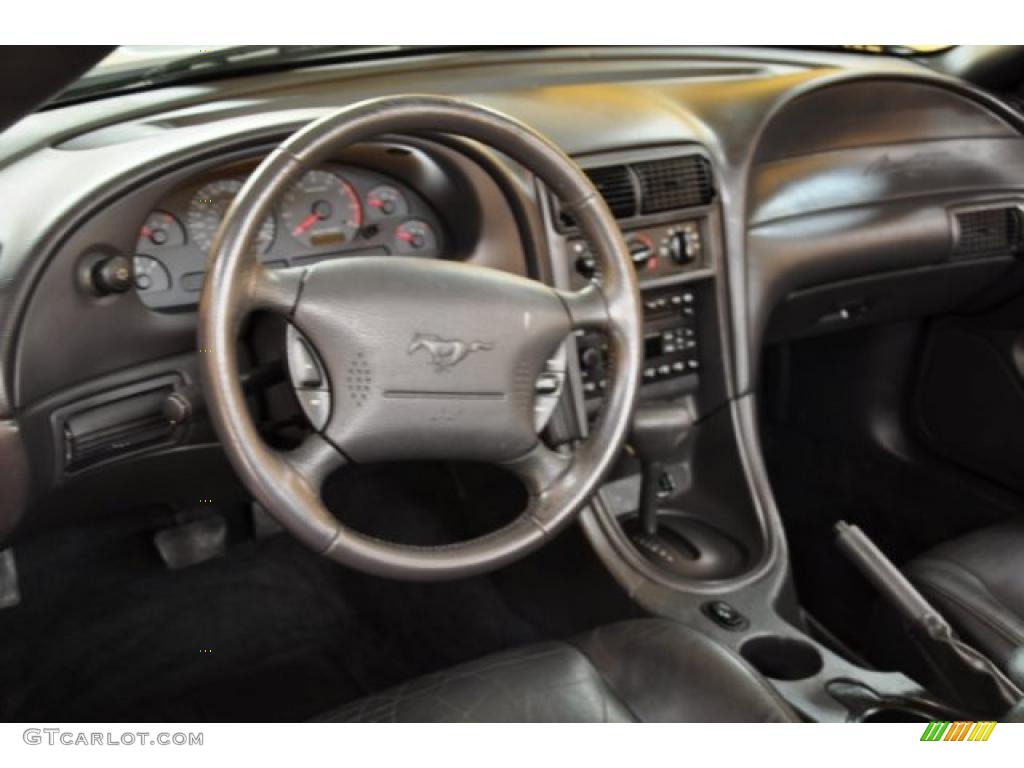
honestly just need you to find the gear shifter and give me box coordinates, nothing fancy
[630,404,693,536]
[624,404,748,580]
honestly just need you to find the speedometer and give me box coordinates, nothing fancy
[187,178,276,255]
[282,169,363,248]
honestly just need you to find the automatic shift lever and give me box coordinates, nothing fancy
[623,403,747,580]
[630,404,693,536]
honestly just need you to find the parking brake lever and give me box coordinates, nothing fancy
[835,521,1022,717]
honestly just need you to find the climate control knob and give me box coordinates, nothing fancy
[626,233,655,269]
[667,227,701,265]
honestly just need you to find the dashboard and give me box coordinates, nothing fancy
[134,161,444,310]
[1,46,1023,545]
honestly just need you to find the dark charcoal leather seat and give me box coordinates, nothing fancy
[316,619,797,722]
[907,523,1024,671]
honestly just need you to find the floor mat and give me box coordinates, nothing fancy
[0,464,545,722]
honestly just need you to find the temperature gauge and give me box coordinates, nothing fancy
[393,220,438,255]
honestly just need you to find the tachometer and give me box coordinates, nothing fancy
[282,169,363,248]
[187,178,276,254]
[137,210,186,251]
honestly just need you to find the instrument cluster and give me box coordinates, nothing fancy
[133,163,444,310]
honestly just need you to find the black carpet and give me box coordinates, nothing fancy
[0,462,633,722]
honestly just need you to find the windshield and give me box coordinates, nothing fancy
[78,44,956,83]
[839,44,952,55]
[56,44,956,107]
[53,45,408,106]
[87,45,223,77]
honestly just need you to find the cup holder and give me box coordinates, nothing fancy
[740,635,824,681]
[859,709,931,723]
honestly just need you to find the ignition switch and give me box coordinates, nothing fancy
[90,253,134,295]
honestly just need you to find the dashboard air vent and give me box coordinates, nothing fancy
[62,383,177,472]
[557,165,636,228]
[635,155,714,213]
[554,154,713,230]
[585,165,638,219]
[954,207,1024,260]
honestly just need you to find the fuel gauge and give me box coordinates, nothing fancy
[133,255,172,294]
[393,220,437,255]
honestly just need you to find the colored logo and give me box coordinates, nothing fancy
[920,721,997,741]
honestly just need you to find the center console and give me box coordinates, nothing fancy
[543,146,968,724]
[545,146,756,584]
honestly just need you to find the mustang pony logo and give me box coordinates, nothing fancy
[407,333,494,371]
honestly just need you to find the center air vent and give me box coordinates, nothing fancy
[954,207,1024,261]
[635,156,714,214]
[555,154,714,231]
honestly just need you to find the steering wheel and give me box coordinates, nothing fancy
[198,95,642,580]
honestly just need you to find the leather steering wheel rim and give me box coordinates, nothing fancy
[198,95,642,580]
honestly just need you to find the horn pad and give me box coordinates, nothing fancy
[293,256,572,463]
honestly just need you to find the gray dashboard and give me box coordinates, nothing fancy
[1,46,1024,546]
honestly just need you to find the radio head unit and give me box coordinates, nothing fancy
[577,284,700,402]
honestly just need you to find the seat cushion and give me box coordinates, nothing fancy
[906,522,1024,669]
[315,619,797,723]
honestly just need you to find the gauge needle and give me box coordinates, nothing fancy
[292,213,319,237]
[397,230,414,242]
[140,226,154,238]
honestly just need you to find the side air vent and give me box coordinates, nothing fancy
[954,207,1024,261]
[634,155,714,213]
[554,154,713,231]
[61,380,179,473]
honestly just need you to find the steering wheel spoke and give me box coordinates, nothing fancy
[246,263,306,316]
[283,433,347,489]
[503,441,572,496]
[557,283,611,331]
